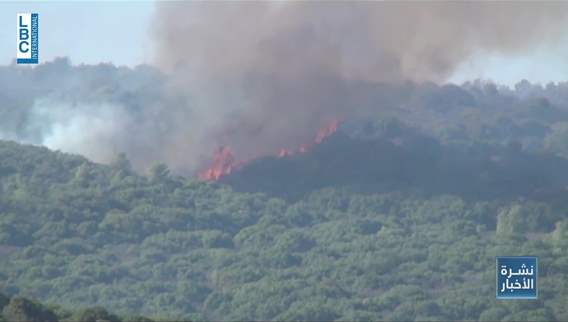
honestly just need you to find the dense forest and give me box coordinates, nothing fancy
[2,122,568,320]
[3,61,568,321]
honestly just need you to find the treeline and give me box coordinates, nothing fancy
[5,58,568,175]
[223,119,568,202]
[0,292,157,322]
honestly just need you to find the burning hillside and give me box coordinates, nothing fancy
[199,120,341,181]
[198,146,238,181]
[315,120,340,144]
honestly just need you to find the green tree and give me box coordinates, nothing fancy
[545,122,568,158]
[2,297,58,322]
[72,307,120,322]
[110,152,132,174]
[0,293,9,311]
[552,219,568,250]
[72,162,94,187]
[496,204,536,238]
[147,163,170,183]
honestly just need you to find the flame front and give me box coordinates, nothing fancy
[198,146,237,181]
[199,120,341,181]
[315,120,340,144]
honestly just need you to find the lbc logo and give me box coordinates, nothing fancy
[17,13,39,64]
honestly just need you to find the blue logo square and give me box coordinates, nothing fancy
[16,13,39,64]
[496,256,537,299]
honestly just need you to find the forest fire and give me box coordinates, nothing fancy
[277,120,340,158]
[315,120,340,144]
[198,146,237,181]
[199,120,341,181]
[278,148,293,158]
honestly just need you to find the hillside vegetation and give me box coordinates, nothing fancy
[1,131,568,321]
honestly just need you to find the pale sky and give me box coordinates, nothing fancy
[0,1,567,87]
[449,49,568,87]
[0,1,155,67]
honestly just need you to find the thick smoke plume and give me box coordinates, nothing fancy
[153,1,568,172]
[2,3,568,175]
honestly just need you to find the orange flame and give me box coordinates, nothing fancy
[315,119,340,144]
[278,148,293,158]
[199,120,341,180]
[198,146,237,181]
[275,120,340,158]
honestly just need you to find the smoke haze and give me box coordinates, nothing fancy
[2,2,568,174]
[153,1,568,170]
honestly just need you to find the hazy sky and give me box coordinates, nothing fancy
[0,1,567,86]
[0,1,155,67]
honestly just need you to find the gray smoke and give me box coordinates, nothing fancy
[0,60,198,172]
[1,2,568,175]
[153,1,568,168]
